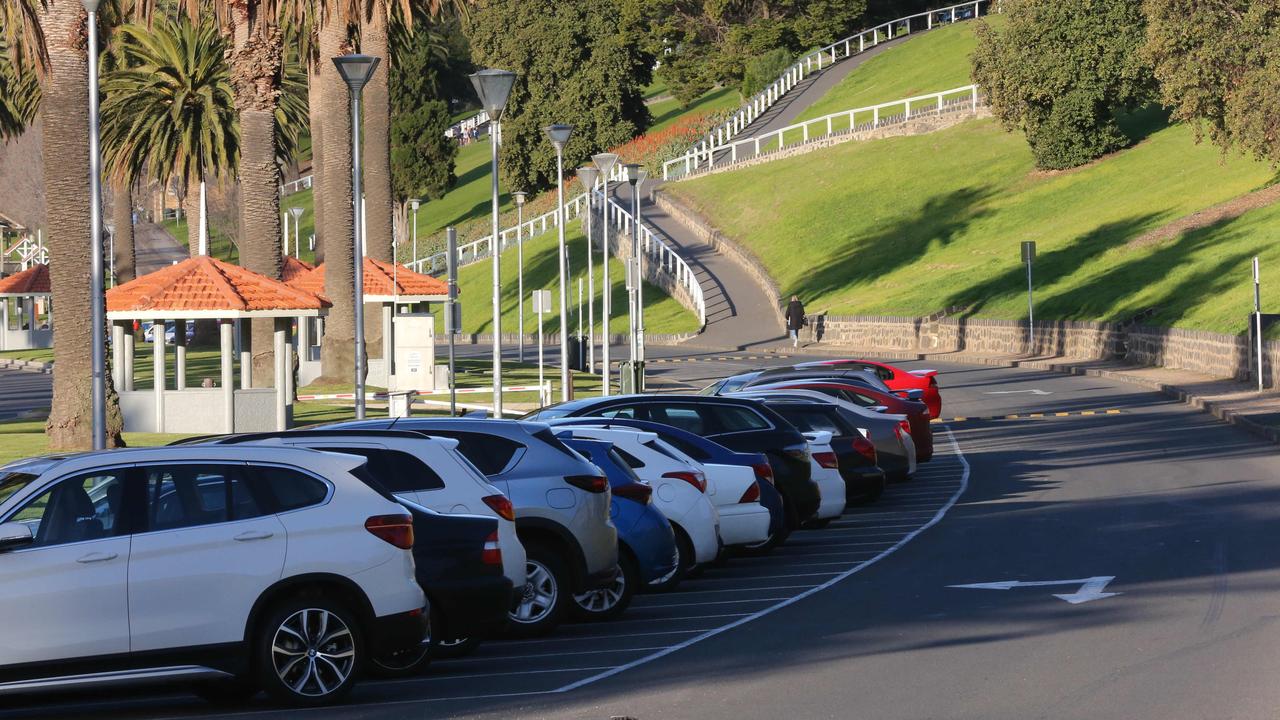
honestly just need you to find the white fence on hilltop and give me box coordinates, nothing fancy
[666,84,982,179]
[599,192,707,329]
[662,0,990,180]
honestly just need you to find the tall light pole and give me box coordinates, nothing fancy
[591,152,619,396]
[576,167,599,375]
[85,0,106,449]
[545,123,574,401]
[469,69,517,416]
[290,206,303,258]
[334,53,381,421]
[409,198,420,267]
[625,164,648,393]
[513,191,527,363]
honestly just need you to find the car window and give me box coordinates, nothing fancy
[324,448,445,492]
[614,447,646,469]
[419,430,523,476]
[644,440,682,462]
[774,407,842,436]
[531,428,588,462]
[252,465,330,512]
[598,407,638,419]
[709,405,771,433]
[140,464,265,531]
[9,470,127,547]
[720,376,755,393]
[661,434,711,461]
[644,405,709,434]
[0,471,39,507]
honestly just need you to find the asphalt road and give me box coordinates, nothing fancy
[5,352,1279,719]
[0,368,50,421]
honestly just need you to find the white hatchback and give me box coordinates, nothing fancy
[803,430,847,524]
[0,446,427,707]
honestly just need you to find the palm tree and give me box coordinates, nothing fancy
[101,18,238,254]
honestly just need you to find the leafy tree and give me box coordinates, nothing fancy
[1143,0,1280,164]
[466,0,652,191]
[971,0,1154,170]
[389,21,457,205]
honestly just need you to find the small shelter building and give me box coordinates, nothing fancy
[0,263,52,351]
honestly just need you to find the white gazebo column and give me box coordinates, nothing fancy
[382,303,394,379]
[0,300,8,351]
[273,317,288,431]
[152,319,165,433]
[123,326,135,391]
[285,319,295,415]
[298,315,312,363]
[220,319,235,432]
[174,319,187,390]
[238,320,251,389]
[110,321,125,388]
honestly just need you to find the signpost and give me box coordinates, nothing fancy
[446,227,460,415]
[1022,241,1036,345]
[533,289,552,406]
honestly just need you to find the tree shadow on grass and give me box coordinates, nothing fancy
[798,185,998,302]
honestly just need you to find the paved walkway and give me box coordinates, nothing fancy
[135,221,188,274]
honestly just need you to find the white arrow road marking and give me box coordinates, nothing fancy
[985,389,1053,395]
[948,576,1120,604]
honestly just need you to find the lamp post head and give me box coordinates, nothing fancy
[333,54,381,93]
[577,167,599,191]
[544,124,574,152]
[289,206,303,220]
[625,163,647,187]
[469,69,517,120]
[512,191,527,207]
[409,198,420,212]
[592,152,619,176]
[81,0,100,12]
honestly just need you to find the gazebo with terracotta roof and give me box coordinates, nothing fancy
[289,258,448,388]
[106,255,330,434]
[0,263,52,351]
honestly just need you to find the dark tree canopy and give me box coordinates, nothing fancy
[390,20,459,203]
[1144,0,1280,165]
[466,0,653,191]
[971,0,1154,170]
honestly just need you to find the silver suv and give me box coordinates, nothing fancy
[324,418,618,636]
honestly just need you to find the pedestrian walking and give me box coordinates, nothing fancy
[785,295,807,348]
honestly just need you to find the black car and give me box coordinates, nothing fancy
[753,397,887,507]
[525,395,820,528]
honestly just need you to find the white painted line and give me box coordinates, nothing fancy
[598,612,752,624]
[554,427,969,695]
[632,597,792,609]
[628,584,819,595]
[786,541,897,550]
[371,666,618,686]
[491,629,712,646]
[440,645,670,664]
[687,571,841,581]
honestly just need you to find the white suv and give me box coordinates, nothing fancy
[0,446,427,706]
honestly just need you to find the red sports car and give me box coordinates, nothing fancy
[794,359,942,418]
[753,379,933,463]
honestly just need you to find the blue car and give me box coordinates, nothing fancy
[561,437,679,618]
[551,417,788,552]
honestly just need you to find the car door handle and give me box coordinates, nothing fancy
[76,552,118,563]
[233,531,274,542]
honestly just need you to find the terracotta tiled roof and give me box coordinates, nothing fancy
[281,255,315,283]
[0,263,50,295]
[107,255,330,313]
[288,258,449,300]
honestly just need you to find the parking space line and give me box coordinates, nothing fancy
[635,584,820,595]
[493,629,714,645]
[689,571,842,581]
[599,612,752,624]
[439,646,671,664]
[634,597,793,609]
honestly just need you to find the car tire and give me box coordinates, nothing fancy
[254,596,363,707]
[191,677,259,705]
[738,498,792,556]
[507,542,569,637]
[571,551,636,622]
[368,607,432,678]
[648,526,693,592]
[432,635,482,659]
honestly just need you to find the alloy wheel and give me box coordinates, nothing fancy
[511,559,558,625]
[270,608,356,697]
[574,569,627,612]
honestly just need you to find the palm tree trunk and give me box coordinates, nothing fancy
[184,169,201,255]
[110,178,136,284]
[307,63,325,263]
[227,18,285,387]
[41,0,124,449]
[359,17,391,359]
[317,18,360,384]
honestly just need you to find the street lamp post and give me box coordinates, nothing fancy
[334,54,382,421]
[591,152,619,395]
[625,164,648,393]
[577,167,599,375]
[289,206,303,258]
[513,191,527,363]
[85,0,106,449]
[409,198,420,267]
[469,69,517,417]
[545,123,574,401]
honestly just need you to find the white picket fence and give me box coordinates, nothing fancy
[599,191,708,329]
[668,84,982,178]
[662,0,989,180]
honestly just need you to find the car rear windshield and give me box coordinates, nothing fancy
[417,430,523,476]
[324,448,446,492]
[661,434,712,461]
[531,428,588,463]
[774,406,845,436]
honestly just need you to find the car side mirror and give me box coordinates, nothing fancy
[904,389,924,400]
[869,405,889,413]
[0,522,34,552]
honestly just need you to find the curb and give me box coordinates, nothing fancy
[0,358,52,374]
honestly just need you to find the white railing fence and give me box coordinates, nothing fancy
[667,84,982,179]
[2,233,49,269]
[281,175,313,196]
[663,0,990,180]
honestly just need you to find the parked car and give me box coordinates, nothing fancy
[0,446,427,706]
[703,367,900,399]
[798,430,848,527]
[548,417,789,553]
[320,418,617,637]
[525,395,820,530]
[556,427,720,589]
[792,359,942,418]
[749,379,934,461]
[561,437,678,616]
[142,321,196,345]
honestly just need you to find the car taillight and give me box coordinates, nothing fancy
[814,451,839,469]
[662,470,706,493]
[739,482,761,503]
[481,494,515,521]
[898,419,911,437]
[782,444,811,463]
[751,462,775,485]
[565,474,609,493]
[613,482,653,504]
[481,530,502,565]
[853,436,877,464]
[365,514,414,550]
